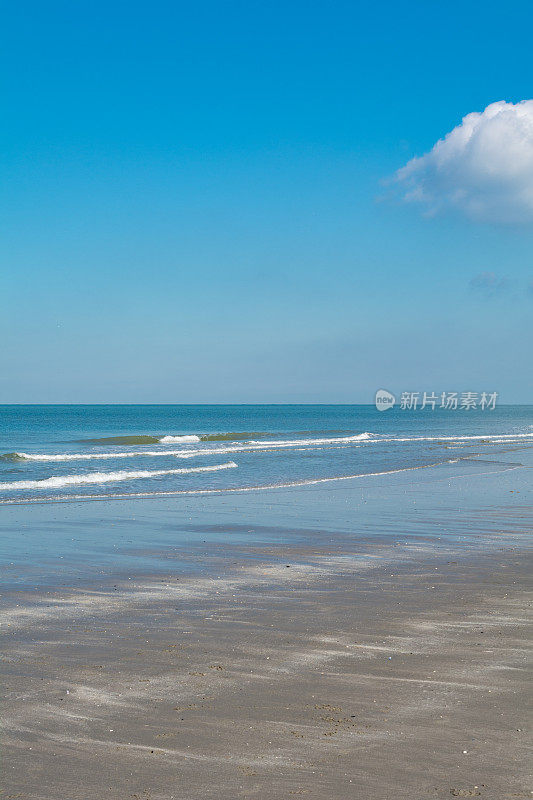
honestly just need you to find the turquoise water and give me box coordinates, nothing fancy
[0,404,532,503]
[0,405,531,589]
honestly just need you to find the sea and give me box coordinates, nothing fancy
[0,404,532,504]
[1,404,532,590]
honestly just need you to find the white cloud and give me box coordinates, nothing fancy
[395,100,533,224]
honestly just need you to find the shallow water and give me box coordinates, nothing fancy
[1,404,531,502]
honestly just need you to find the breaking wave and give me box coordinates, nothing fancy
[0,462,237,491]
[1,456,517,505]
[1,432,373,463]
[3,430,533,464]
[248,433,372,445]
[76,431,357,445]
[0,450,199,463]
[159,435,201,444]
[199,431,273,441]
[77,434,201,445]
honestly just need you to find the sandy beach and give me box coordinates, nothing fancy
[4,6,533,797]
[2,453,532,800]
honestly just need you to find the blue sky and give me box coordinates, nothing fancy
[2,0,532,402]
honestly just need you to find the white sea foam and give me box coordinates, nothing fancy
[3,456,516,505]
[248,432,372,445]
[0,462,237,491]
[159,435,201,443]
[4,450,200,462]
[4,431,532,464]
[375,433,533,443]
[5,432,374,463]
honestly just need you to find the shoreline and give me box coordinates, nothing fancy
[0,446,529,507]
[1,450,531,594]
[2,450,532,799]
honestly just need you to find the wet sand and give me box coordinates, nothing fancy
[3,530,532,799]
[2,451,533,800]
